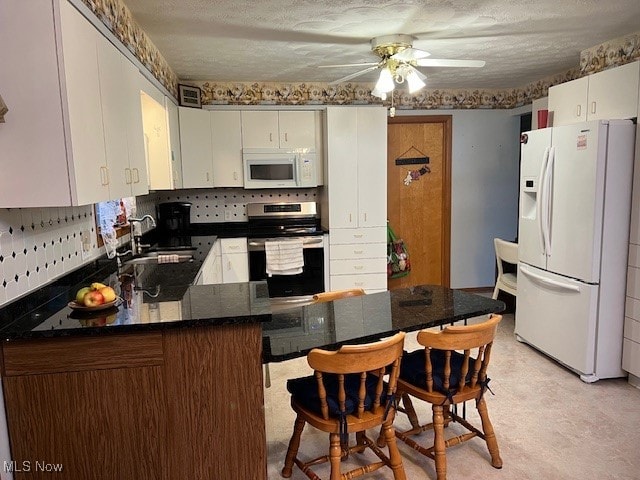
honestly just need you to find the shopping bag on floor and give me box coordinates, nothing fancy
[387,223,411,279]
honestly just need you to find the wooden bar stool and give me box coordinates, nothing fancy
[281,332,407,480]
[393,315,503,480]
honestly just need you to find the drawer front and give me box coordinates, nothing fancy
[330,273,388,292]
[624,316,640,343]
[2,332,164,376]
[622,338,640,377]
[220,237,247,254]
[330,243,386,260]
[330,227,386,245]
[330,258,386,275]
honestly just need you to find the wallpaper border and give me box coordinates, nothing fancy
[79,0,639,110]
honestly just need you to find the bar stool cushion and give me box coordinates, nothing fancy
[287,373,387,418]
[400,349,474,394]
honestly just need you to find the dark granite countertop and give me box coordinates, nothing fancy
[263,285,505,363]
[0,229,271,341]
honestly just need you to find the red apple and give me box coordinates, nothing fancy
[99,286,117,303]
[83,290,104,307]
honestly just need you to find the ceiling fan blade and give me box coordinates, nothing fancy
[391,48,431,62]
[318,62,379,68]
[329,65,380,85]
[415,58,485,68]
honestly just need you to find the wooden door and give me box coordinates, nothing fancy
[387,116,451,289]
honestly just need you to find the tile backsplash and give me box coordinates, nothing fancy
[150,188,319,223]
[0,189,320,307]
[0,206,102,307]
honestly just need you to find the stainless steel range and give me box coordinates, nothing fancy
[247,201,324,299]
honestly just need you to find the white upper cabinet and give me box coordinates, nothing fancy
[165,98,183,189]
[0,0,148,206]
[241,111,317,149]
[98,33,148,198]
[587,61,640,120]
[139,75,176,191]
[179,107,214,188]
[278,111,317,149]
[549,61,640,126]
[211,111,243,187]
[326,108,359,228]
[179,108,244,188]
[326,107,387,229]
[356,108,387,228]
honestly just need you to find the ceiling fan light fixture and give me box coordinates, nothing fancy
[406,69,426,93]
[375,67,395,93]
[371,87,387,100]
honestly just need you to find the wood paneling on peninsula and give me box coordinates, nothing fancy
[1,325,266,479]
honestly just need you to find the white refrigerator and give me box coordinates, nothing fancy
[516,119,635,382]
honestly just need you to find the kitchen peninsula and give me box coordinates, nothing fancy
[0,235,271,480]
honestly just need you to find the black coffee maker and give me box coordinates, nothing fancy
[157,202,192,233]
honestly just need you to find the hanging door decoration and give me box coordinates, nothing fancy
[387,222,411,279]
[395,146,430,186]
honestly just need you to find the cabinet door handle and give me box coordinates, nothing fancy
[576,104,581,117]
[233,171,238,181]
[101,167,110,186]
[354,265,364,270]
[206,172,210,182]
[285,132,288,142]
[125,168,132,185]
[227,261,232,270]
[133,168,140,183]
[228,245,239,250]
[591,101,596,114]
[354,282,364,286]
[353,234,363,239]
[269,133,273,143]
[349,213,352,223]
[353,250,363,254]
[364,212,367,222]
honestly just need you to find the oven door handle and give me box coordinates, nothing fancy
[248,238,323,249]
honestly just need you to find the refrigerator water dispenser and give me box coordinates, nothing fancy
[521,176,538,219]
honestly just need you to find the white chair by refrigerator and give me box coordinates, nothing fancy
[492,238,518,300]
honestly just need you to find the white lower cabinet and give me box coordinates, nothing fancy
[329,231,387,293]
[197,238,248,285]
[221,238,249,283]
[196,240,222,285]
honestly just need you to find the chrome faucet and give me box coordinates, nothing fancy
[128,215,156,255]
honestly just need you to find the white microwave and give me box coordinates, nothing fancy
[242,148,317,189]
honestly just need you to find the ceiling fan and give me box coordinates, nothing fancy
[320,34,485,99]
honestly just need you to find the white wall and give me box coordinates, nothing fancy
[396,108,522,289]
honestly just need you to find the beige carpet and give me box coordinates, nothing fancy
[264,313,640,479]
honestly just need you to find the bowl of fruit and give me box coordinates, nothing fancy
[68,282,122,311]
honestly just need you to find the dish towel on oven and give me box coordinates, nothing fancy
[265,239,304,276]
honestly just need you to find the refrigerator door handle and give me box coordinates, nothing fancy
[537,147,550,253]
[520,265,580,292]
[542,146,555,257]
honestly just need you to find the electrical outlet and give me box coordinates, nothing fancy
[224,210,232,221]
[81,230,91,252]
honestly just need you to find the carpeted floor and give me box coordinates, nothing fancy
[264,313,640,479]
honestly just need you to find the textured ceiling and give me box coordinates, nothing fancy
[121,0,640,89]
